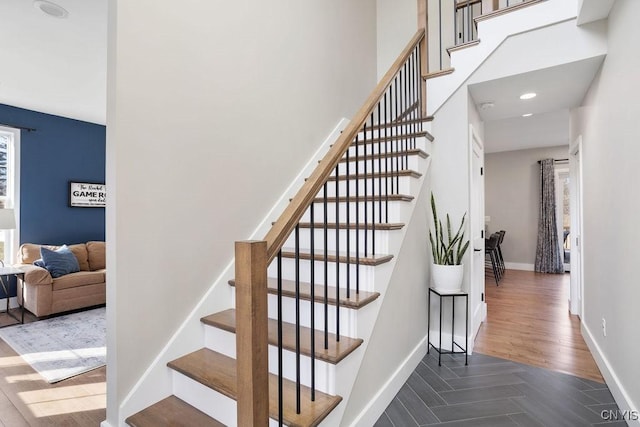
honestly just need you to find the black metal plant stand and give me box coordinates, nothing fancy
[427,287,468,366]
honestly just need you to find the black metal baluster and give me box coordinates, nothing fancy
[323,183,329,350]
[309,204,316,401]
[377,103,382,232]
[467,0,471,44]
[454,0,459,45]
[346,143,351,300]
[384,91,389,223]
[295,225,301,414]
[355,133,361,295]
[370,112,376,256]
[335,165,340,342]
[277,250,283,426]
[403,62,409,171]
[395,76,401,193]
[363,121,369,258]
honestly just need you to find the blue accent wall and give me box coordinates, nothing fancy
[0,103,106,246]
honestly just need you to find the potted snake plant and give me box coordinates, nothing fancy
[429,193,470,292]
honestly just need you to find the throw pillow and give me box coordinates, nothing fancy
[33,259,46,268]
[40,245,80,278]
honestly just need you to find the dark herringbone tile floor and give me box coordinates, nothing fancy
[376,351,624,426]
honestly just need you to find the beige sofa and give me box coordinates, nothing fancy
[16,241,106,317]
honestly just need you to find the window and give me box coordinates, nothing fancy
[0,127,20,264]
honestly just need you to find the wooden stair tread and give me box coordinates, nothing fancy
[297,222,404,230]
[168,348,342,427]
[338,148,428,163]
[327,170,421,181]
[280,249,393,266]
[360,116,433,131]
[350,130,434,144]
[125,395,224,427]
[446,39,480,56]
[202,309,363,364]
[474,0,543,23]
[423,67,455,80]
[229,278,380,309]
[312,194,414,203]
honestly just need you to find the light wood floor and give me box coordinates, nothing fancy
[0,308,106,426]
[474,269,604,383]
[0,270,604,425]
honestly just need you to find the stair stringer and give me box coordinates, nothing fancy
[314,140,434,426]
[116,118,350,427]
[427,0,579,115]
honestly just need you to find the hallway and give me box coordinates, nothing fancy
[375,270,618,426]
[474,269,602,382]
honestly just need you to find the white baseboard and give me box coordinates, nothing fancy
[581,322,640,425]
[100,421,114,427]
[504,262,534,271]
[347,336,427,427]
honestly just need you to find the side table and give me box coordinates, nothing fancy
[427,287,468,366]
[0,266,25,327]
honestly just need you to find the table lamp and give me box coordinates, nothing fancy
[0,209,16,267]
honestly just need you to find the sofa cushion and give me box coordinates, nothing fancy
[86,241,106,271]
[68,244,90,271]
[40,246,80,278]
[19,243,58,264]
[52,270,106,291]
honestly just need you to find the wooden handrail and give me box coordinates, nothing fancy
[263,30,425,264]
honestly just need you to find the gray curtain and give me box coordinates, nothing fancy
[535,159,564,273]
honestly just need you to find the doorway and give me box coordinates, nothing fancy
[468,124,486,350]
[569,136,584,317]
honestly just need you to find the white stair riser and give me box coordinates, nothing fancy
[281,228,395,256]
[204,327,337,395]
[172,372,280,427]
[336,155,426,175]
[318,176,415,198]
[268,259,378,292]
[300,200,411,223]
[267,294,361,338]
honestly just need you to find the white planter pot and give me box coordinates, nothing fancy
[432,263,464,293]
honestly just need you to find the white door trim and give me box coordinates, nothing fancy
[568,135,584,317]
[468,123,486,352]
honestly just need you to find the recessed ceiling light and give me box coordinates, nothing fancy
[522,113,533,117]
[33,0,69,19]
[520,92,537,100]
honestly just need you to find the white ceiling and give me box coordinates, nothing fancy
[0,0,107,125]
[469,55,605,153]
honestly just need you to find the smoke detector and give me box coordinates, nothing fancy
[33,1,69,19]
[479,102,495,110]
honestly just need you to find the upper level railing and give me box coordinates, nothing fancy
[234,30,427,426]
[427,0,540,72]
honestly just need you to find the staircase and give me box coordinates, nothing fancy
[125,30,434,427]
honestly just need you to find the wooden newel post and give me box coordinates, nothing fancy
[235,240,269,426]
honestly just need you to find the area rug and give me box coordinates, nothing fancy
[0,307,105,383]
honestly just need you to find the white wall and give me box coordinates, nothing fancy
[430,87,471,336]
[105,1,377,425]
[572,0,640,417]
[376,0,418,79]
[484,145,569,267]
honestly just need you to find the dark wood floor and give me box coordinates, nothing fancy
[0,308,106,426]
[475,269,604,383]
